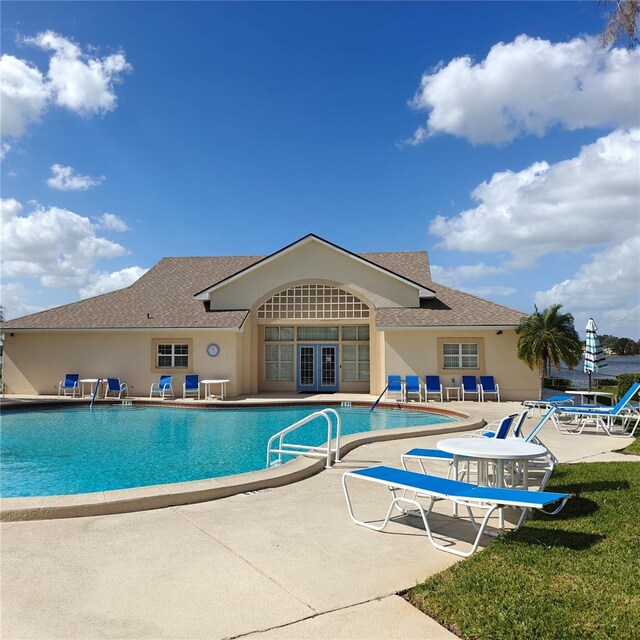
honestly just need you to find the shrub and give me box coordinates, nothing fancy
[617,373,640,398]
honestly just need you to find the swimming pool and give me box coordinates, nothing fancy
[0,405,454,497]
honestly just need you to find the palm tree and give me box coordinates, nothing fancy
[515,304,583,400]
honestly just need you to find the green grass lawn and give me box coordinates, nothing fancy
[406,461,640,640]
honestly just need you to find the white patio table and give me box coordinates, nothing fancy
[79,378,104,398]
[437,437,548,527]
[566,390,616,406]
[201,379,229,400]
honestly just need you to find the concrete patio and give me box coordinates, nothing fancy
[1,401,637,639]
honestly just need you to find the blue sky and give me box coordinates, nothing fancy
[1,1,639,337]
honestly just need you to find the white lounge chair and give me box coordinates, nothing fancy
[342,466,570,557]
[405,376,422,402]
[58,373,80,397]
[479,376,500,402]
[150,375,174,399]
[552,382,640,437]
[424,376,443,402]
[105,377,128,399]
[460,376,480,401]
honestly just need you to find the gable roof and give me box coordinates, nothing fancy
[0,240,525,331]
[193,234,435,300]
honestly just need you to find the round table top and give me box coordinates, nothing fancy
[79,378,100,383]
[200,379,230,384]
[437,437,547,460]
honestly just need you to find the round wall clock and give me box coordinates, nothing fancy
[207,343,220,357]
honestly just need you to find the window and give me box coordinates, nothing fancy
[157,343,189,368]
[342,344,370,382]
[297,326,339,341]
[257,284,369,319]
[265,344,294,381]
[443,343,479,369]
[265,326,294,341]
[341,325,369,341]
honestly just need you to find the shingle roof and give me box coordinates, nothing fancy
[376,282,526,328]
[0,248,524,330]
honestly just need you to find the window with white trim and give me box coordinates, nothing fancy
[264,326,294,341]
[443,343,479,369]
[157,343,189,368]
[265,344,294,381]
[342,344,370,382]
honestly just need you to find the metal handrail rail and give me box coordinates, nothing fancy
[89,378,102,411]
[266,408,341,470]
[370,379,405,412]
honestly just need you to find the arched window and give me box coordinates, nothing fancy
[257,284,369,320]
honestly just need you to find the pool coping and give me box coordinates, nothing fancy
[0,402,480,521]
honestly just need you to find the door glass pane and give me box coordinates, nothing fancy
[300,346,314,386]
[321,347,336,386]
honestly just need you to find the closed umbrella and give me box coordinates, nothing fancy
[584,318,607,392]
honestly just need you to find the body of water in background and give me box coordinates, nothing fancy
[549,356,640,388]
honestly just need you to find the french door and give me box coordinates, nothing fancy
[296,344,339,392]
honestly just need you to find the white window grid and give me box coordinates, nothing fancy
[257,284,369,319]
[442,343,479,369]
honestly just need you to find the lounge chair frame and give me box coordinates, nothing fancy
[343,466,569,557]
[58,374,80,398]
[150,375,174,399]
[104,378,128,399]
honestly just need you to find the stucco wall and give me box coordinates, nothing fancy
[208,241,420,310]
[3,331,243,397]
[382,329,537,401]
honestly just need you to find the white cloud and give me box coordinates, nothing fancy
[535,236,640,317]
[407,35,640,145]
[0,282,43,319]
[429,129,640,266]
[0,197,127,289]
[26,30,132,116]
[79,266,148,299]
[0,54,50,137]
[47,164,105,191]
[0,31,131,140]
[98,212,128,232]
[431,263,506,285]
[1,142,13,159]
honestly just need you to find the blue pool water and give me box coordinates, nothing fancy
[0,405,453,497]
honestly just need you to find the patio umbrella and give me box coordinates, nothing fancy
[584,318,607,392]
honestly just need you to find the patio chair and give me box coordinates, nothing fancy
[104,377,128,399]
[342,466,570,557]
[401,413,518,479]
[150,375,174,399]
[405,376,422,402]
[385,375,404,402]
[552,382,640,437]
[479,376,500,402]
[460,376,480,401]
[58,373,80,397]
[183,374,200,400]
[424,376,443,402]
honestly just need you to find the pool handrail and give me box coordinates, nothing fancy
[89,378,102,411]
[266,408,341,470]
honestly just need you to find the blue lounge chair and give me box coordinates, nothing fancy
[424,376,443,402]
[58,373,80,397]
[150,375,174,399]
[523,395,574,416]
[460,376,480,401]
[105,377,128,399]
[405,375,422,402]
[385,375,404,402]
[479,376,500,402]
[183,374,200,400]
[401,412,518,478]
[342,465,570,557]
[552,382,640,437]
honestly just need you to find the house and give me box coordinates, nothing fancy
[0,234,537,399]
